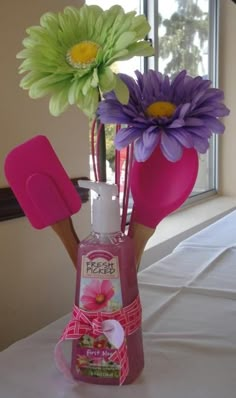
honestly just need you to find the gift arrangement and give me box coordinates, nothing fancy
[4,4,229,385]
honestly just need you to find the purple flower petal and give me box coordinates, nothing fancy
[200,116,226,133]
[171,70,187,101]
[122,107,138,118]
[210,104,230,117]
[134,134,160,162]
[190,105,216,116]
[178,103,191,118]
[160,132,183,162]
[147,70,161,97]
[98,69,229,163]
[171,70,187,91]
[202,88,224,101]
[119,73,142,103]
[170,128,194,148]
[169,119,185,128]
[184,117,205,127]
[114,127,141,150]
[98,101,131,124]
[184,76,203,96]
[135,70,144,91]
[132,118,151,128]
[102,91,117,101]
[142,126,160,147]
[162,75,170,97]
[192,135,209,153]
[187,126,212,138]
[191,89,210,107]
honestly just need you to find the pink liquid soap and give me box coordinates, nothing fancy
[71,181,144,385]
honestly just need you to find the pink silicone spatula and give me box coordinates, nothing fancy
[129,145,199,268]
[4,135,81,267]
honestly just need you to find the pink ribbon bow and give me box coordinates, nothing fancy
[55,295,142,385]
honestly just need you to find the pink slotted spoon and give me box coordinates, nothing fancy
[129,145,199,268]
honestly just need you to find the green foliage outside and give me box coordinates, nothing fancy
[104,124,116,170]
[159,0,209,77]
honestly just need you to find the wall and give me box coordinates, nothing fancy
[0,0,90,351]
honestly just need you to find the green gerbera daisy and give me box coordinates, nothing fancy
[17,4,154,117]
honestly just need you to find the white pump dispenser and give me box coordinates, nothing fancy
[78,180,120,234]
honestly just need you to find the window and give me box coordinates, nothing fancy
[147,0,219,201]
[86,0,219,204]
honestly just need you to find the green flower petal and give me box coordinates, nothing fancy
[99,68,116,92]
[114,31,136,52]
[94,14,105,40]
[106,49,129,66]
[29,74,70,98]
[17,4,153,117]
[91,68,99,88]
[131,15,152,39]
[105,5,125,28]
[16,49,31,59]
[119,42,155,61]
[40,12,59,37]
[68,80,80,105]
[20,71,47,89]
[83,5,103,39]
[107,11,136,46]
[113,75,129,105]
[78,87,99,117]
[68,74,93,104]
[49,86,70,116]
[82,74,95,96]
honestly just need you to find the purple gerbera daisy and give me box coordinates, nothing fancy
[97,70,230,162]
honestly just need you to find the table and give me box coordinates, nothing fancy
[1,210,236,398]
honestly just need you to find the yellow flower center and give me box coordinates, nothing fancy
[67,41,100,68]
[146,101,176,118]
[95,294,105,304]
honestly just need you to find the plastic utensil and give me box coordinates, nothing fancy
[4,135,81,267]
[129,145,199,268]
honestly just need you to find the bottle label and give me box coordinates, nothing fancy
[76,250,123,379]
[81,250,119,279]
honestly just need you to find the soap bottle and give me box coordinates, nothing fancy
[71,181,144,385]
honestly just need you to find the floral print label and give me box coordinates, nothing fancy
[76,335,120,378]
[76,250,123,378]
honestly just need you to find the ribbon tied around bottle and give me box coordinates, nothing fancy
[54,295,142,385]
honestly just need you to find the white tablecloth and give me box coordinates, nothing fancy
[1,210,236,398]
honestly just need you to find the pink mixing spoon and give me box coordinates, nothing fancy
[129,145,199,268]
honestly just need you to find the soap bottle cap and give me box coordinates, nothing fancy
[78,180,120,234]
